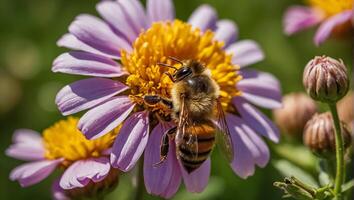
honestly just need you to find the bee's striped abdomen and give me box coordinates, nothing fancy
[177,122,215,173]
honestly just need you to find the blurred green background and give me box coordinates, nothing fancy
[0,0,351,199]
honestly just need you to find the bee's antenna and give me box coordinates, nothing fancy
[167,56,183,65]
[157,63,178,70]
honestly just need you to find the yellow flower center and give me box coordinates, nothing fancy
[43,117,118,166]
[308,0,353,17]
[121,20,242,114]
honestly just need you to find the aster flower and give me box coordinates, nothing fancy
[6,117,119,199]
[53,0,282,197]
[283,0,353,45]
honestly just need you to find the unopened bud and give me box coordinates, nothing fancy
[273,92,317,137]
[274,176,316,200]
[303,112,352,158]
[303,56,349,103]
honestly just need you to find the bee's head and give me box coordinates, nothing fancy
[173,66,193,82]
[158,57,205,82]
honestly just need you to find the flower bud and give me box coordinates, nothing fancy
[303,112,352,158]
[273,92,317,137]
[337,92,353,131]
[274,176,316,200]
[303,56,349,103]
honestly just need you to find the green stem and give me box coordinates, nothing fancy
[329,104,345,200]
[134,158,145,200]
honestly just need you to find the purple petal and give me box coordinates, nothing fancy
[78,96,135,139]
[214,19,238,48]
[227,40,264,67]
[10,159,62,187]
[111,111,149,172]
[237,69,282,109]
[188,4,217,32]
[233,97,280,143]
[118,0,148,33]
[314,10,352,46]
[6,129,44,161]
[12,129,41,143]
[68,14,132,58]
[56,78,128,116]
[6,145,44,161]
[57,34,120,60]
[52,51,127,77]
[226,114,255,178]
[239,69,280,86]
[96,1,140,43]
[161,164,182,198]
[242,125,270,167]
[147,0,175,23]
[52,178,70,200]
[226,114,270,178]
[59,157,111,189]
[144,122,182,198]
[283,6,324,35]
[181,158,211,193]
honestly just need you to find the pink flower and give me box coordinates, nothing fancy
[283,0,353,45]
[6,118,119,199]
[53,0,282,197]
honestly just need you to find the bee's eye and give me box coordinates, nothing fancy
[175,67,192,81]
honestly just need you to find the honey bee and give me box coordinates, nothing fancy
[144,57,233,173]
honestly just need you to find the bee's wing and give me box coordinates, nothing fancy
[175,95,199,161]
[215,98,234,163]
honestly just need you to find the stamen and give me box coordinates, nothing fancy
[43,117,118,166]
[309,0,352,16]
[121,20,242,114]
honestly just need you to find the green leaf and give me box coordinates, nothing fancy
[273,144,317,174]
[317,159,335,186]
[318,171,331,187]
[273,160,318,187]
[342,179,354,193]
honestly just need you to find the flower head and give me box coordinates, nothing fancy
[303,56,349,103]
[283,0,353,45]
[53,0,282,197]
[303,112,352,158]
[6,117,119,199]
[273,92,318,137]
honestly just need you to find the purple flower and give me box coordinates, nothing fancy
[283,0,353,45]
[53,0,282,197]
[6,117,119,199]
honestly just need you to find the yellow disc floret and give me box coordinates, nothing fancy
[308,0,352,17]
[43,117,118,166]
[121,20,242,112]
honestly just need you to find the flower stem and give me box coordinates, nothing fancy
[329,104,345,200]
[134,158,145,200]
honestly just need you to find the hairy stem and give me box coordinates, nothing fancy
[134,156,145,200]
[329,104,345,200]
[134,158,145,200]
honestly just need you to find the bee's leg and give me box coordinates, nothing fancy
[164,72,175,82]
[144,95,173,109]
[154,126,177,167]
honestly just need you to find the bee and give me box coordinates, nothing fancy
[144,57,234,173]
